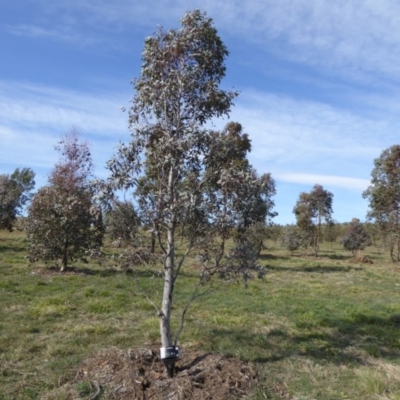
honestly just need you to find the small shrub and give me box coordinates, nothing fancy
[280,225,302,253]
[340,219,372,255]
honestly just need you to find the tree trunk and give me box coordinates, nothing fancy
[397,239,400,262]
[160,167,176,378]
[151,231,156,253]
[314,212,321,257]
[390,241,395,262]
[61,242,68,272]
[313,229,319,257]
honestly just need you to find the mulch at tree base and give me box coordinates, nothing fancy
[73,346,258,399]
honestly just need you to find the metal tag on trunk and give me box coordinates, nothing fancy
[160,346,179,360]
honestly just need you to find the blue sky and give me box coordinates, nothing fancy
[1,0,399,225]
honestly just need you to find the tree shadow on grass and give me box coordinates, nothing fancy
[323,254,352,261]
[32,265,203,280]
[31,265,140,278]
[0,242,26,254]
[267,264,363,273]
[206,313,400,366]
[259,254,290,261]
[82,267,169,279]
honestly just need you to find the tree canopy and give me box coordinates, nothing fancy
[363,145,400,261]
[0,167,35,231]
[293,184,333,257]
[26,130,104,271]
[340,218,372,255]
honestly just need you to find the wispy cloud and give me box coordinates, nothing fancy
[229,90,394,178]
[13,0,400,82]
[0,126,59,170]
[3,0,395,224]
[275,173,370,191]
[0,80,131,188]
[204,1,400,82]
[0,78,390,184]
[7,24,96,46]
[0,81,129,136]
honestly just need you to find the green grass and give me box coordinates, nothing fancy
[1,232,400,399]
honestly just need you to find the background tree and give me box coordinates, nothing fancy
[293,184,334,257]
[279,224,302,254]
[0,168,35,231]
[105,10,274,377]
[269,224,283,245]
[26,130,104,271]
[106,200,140,247]
[203,122,277,264]
[201,164,275,279]
[364,221,384,253]
[203,122,251,267]
[234,171,277,241]
[242,221,271,257]
[323,219,341,248]
[340,218,372,255]
[363,145,400,262]
[292,192,314,250]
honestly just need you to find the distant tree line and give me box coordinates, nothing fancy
[3,144,400,263]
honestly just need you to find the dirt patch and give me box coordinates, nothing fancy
[73,346,258,399]
[350,256,373,264]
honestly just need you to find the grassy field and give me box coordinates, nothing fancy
[1,230,400,399]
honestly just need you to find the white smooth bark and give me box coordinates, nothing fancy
[160,166,176,377]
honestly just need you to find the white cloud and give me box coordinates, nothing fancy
[0,81,131,189]
[6,24,96,45]
[13,0,400,82]
[229,90,395,174]
[275,173,370,191]
[0,79,389,187]
[0,126,59,169]
[209,0,400,81]
[4,0,396,225]
[3,0,399,100]
[0,81,129,136]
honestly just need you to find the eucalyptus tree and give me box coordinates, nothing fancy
[104,9,277,377]
[0,168,35,231]
[203,122,277,263]
[280,224,302,254]
[323,219,340,248]
[26,130,104,271]
[363,221,382,250]
[106,10,239,377]
[207,124,276,234]
[293,192,315,250]
[293,184,334,256]
[363,145,400,261]
[202,164,275,282]
[105,200,140,247]
[340,218,372,255]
